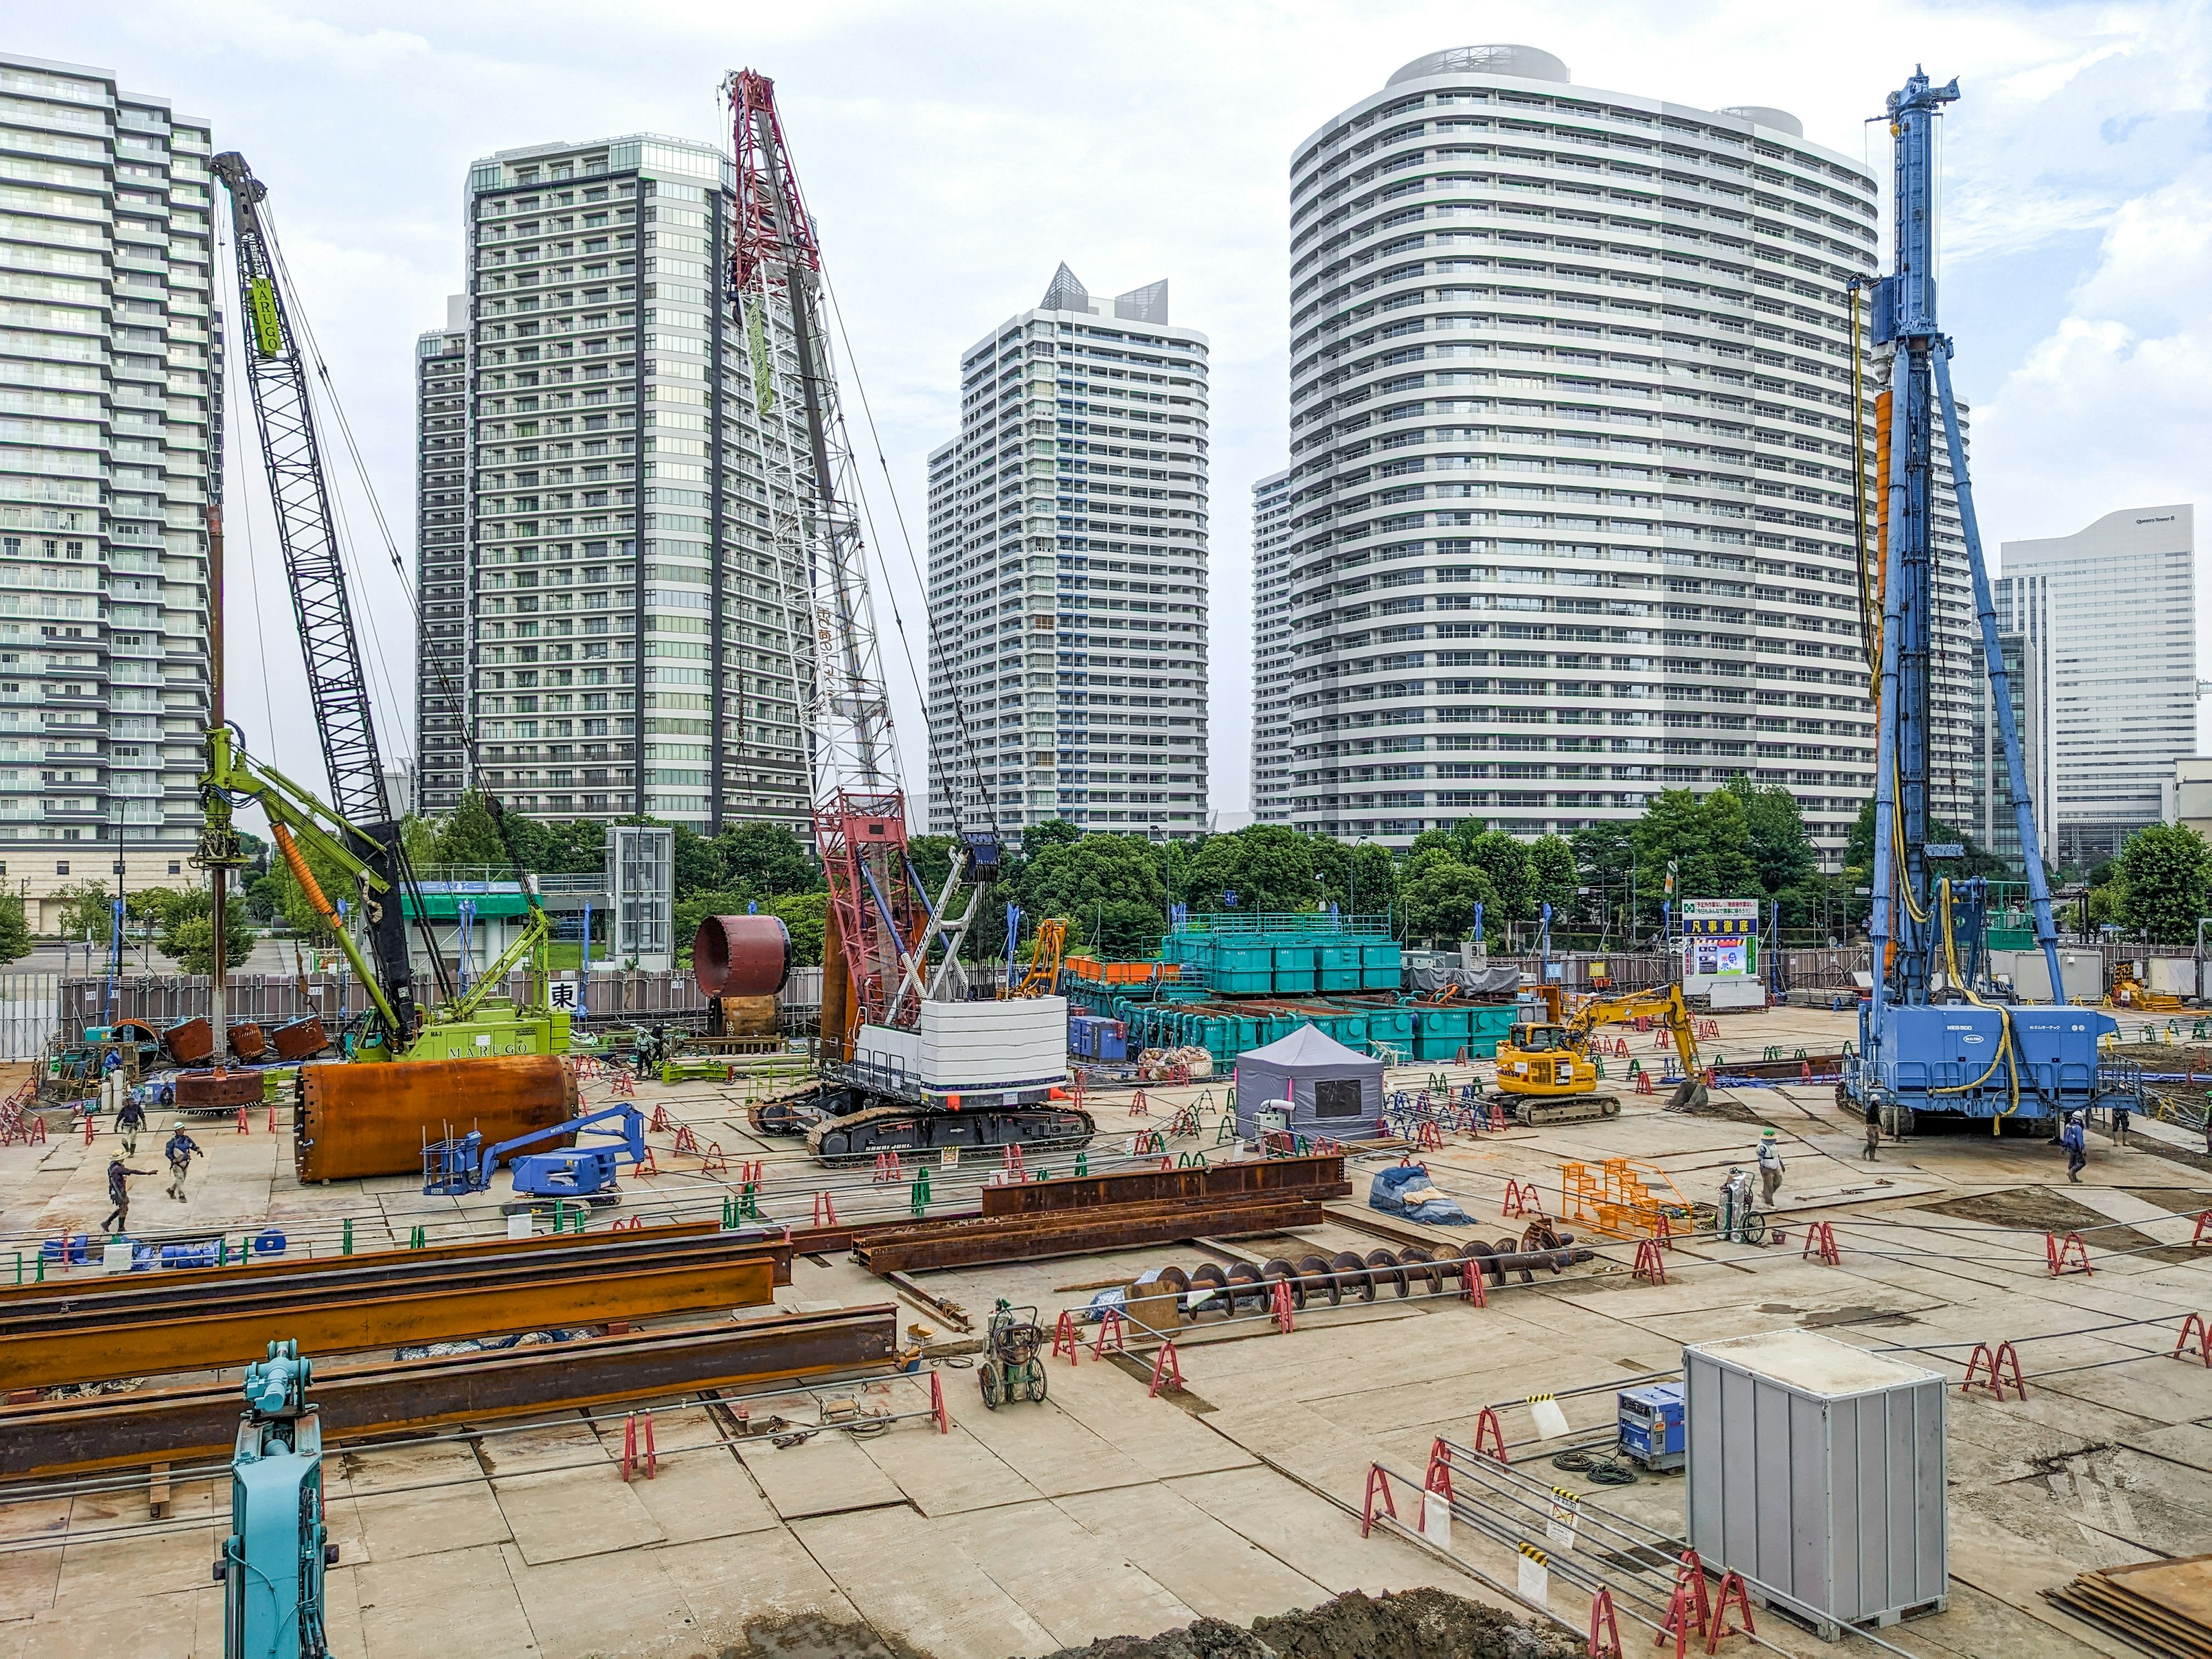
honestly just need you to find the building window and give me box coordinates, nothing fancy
[55,862,68,876]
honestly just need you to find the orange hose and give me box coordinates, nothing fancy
[272,823,335,918]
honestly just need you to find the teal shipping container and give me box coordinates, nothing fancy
[1319,943,1363,993]
[1361,942,1402,990]
[1272,945,1317,994]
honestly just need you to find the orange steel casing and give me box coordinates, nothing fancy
[294,1052,576,1182]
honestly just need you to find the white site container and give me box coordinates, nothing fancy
[1684,1330,1947,1639]
[2148,956,2199,997]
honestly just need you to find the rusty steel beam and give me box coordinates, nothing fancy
[978,1153,1350,1218]
[0,1219,731,1308]
[854,1194,1326,1274]
[0,1305,900,1480]
[0,1231,791,1392]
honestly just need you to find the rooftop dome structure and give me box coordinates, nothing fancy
[1718,104,1805,137]
[1388,45,1568,86]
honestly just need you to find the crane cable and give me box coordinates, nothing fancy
[1929,876,2021,1115]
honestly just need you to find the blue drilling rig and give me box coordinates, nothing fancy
[1844,69,2128,1137]
[217,1342,334,1659]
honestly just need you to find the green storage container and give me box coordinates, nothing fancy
[1319,943,1362,993]
[1361,942,1402,990]
[1272,946,1317,994]
[1415,1032,1467,1060]
[1363,1008,1414,1047]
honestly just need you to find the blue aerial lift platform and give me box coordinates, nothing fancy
[1843,69,2130,1136]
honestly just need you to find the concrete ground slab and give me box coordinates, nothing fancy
[938,1497,1198,1650]
[1166,1465,1471,1600]
[491,1465,668,1566]
[856,1414,1043,1516]
[16,1584,209,1659]
[952,1370,1155,1496]
[736,1429,906,1520]
[502,1540,700,1659]
[791,1502,1059,1659]
[351,1542,533,1659]
[340,1440,513,1563]
[1055,1480,1334,1629]
[654,1527,868,1646]
[1041,1354,1257,1481]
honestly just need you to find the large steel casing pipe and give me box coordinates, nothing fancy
[296,1054,578,1182]
[693,914,793,998]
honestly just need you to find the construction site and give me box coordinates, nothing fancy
[0,56,2206,1659]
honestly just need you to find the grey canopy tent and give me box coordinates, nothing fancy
[1233,1024,1385,1140]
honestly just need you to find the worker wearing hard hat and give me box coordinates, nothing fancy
[1755,1128,1785,1207]
[163,1120,204,1202]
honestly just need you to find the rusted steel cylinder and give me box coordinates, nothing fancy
[692,914,792,998]
[296,1054,576,1183]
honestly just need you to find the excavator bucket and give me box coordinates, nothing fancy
[294,1055,577,1183]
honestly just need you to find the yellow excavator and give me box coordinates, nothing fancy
[1494,984,1707,1124]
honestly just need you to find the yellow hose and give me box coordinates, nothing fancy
[272,823,336,920]
[1929,877,2021,1114]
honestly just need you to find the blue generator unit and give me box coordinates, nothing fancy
[1851,1001,2127,1130]
[1619,1381,1684,1472]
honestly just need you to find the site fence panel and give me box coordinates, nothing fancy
[0,974,58,1062]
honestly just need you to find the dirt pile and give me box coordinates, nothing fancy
[1037,1589,1580,1659]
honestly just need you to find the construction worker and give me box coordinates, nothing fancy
[116,1090,146,1156]
[1862,1102,1881,1162]
[163,1119,203,1202]
[2060,1112,2088,1184]
[1755,1128,1786,1207]
[2111,1101,2132,1143]
[102,1154,152,1236]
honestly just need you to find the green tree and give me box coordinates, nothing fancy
[164,902,257,973]
[2117,822,2212,944]
[0,893,29,964]
[1312,836,1399,921]
[1460,828,1534,921]
[767,891,827,967]
[52,879,115,942]
[431,791,510,868]
[1186,825,1321,916]
[1021,819,1081,855]
[1020,832,1168,957]
[665,823,722,900]
[506,816,607,875]
[1724,777,1817,897]
[1633,789,1711,912]
[710,821,819,895]
[1400,856,1497,945]
[1528,834,1578,916]
[1699,787,1761,899]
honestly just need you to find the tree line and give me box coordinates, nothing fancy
[32,777,2212,977]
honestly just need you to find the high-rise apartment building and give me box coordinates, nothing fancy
[0,53,216,924]
[925,265,1210,839]
[1249,468,1294,821]
[414,295,467,813]
[416,131,813,837]
[1270,44,1982,855]
[1998,504,2196,868]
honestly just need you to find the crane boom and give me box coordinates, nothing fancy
[719,71,1075,1168]
[212,151,430,1040]
[725,70,918,1060]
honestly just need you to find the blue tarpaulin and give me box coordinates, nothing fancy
[1369,1161,1472,1225]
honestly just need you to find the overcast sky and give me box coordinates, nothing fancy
[22,1,2212,815]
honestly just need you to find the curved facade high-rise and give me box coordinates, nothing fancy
[1263,46,1980,854]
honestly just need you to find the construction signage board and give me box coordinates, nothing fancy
[1679,899,1758,983]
